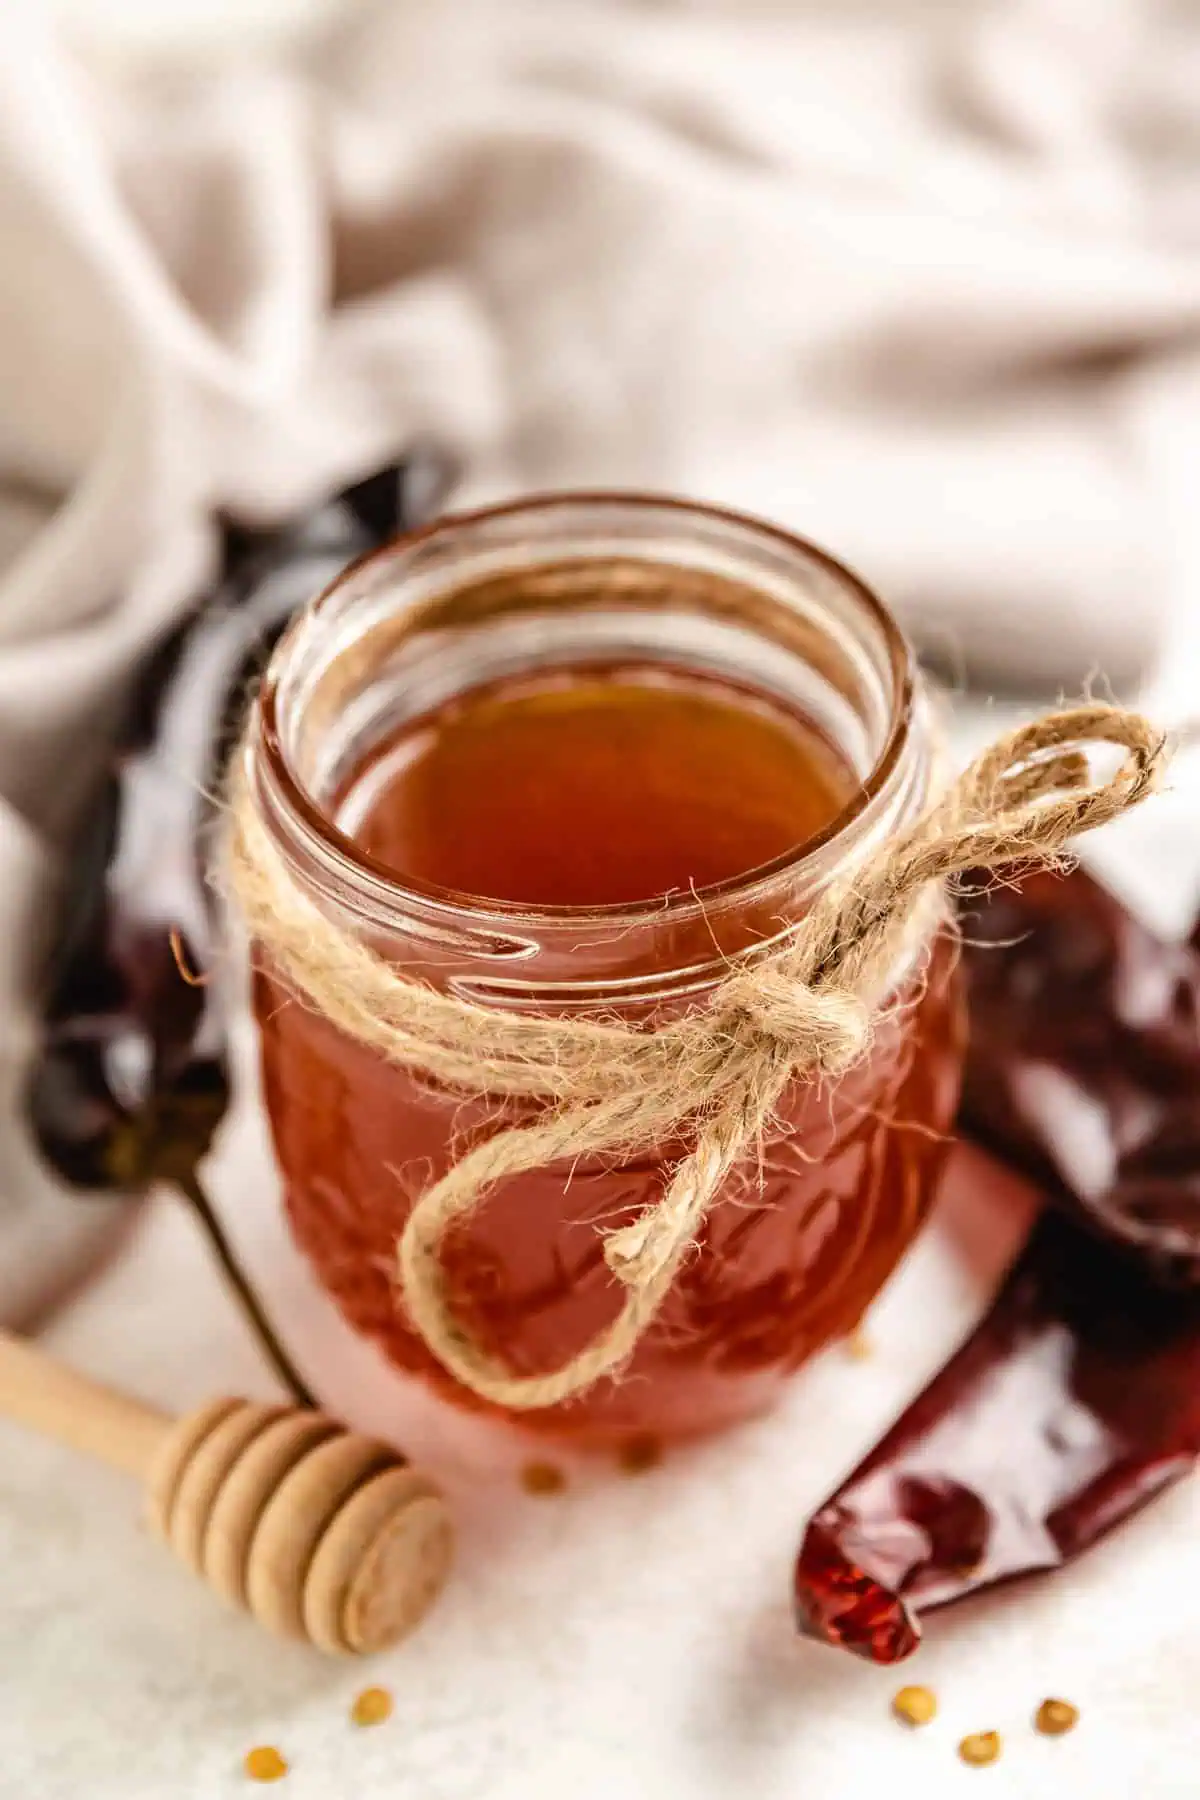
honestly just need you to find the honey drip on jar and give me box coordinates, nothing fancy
[336,665,854,907]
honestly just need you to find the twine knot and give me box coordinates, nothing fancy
[226,702,1169,1411]
[714,968,871,1076]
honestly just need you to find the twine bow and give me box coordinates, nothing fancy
[227,704,1167,1408]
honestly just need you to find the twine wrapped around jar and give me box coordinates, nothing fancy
[225,704,1168,1409]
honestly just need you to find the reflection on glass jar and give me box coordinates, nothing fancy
[244,494,964,1443]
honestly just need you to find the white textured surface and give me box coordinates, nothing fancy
[3,680,1200,1800]
[4,1130,1200,1799]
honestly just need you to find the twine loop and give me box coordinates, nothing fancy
[226,702,1168,1410]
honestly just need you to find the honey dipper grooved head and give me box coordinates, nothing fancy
[148,1400,453,1655]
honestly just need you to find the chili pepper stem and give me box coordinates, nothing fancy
[174,1169,315,1407]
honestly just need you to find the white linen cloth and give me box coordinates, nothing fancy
[5,6,1200,1789]
[7,0,1200,1317]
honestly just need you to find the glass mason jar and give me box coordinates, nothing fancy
[243,494,963,1445]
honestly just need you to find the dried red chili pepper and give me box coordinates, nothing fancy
[27,453,453,1392]
[794,1193,1200,1662]
[794,864,1200,1663]
[961,866,1200,1286]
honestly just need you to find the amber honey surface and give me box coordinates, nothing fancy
[258,659,964,1442]
[336,665,854,907]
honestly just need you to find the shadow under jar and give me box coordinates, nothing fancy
[244,494,963,1444]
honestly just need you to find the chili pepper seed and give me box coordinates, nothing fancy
[1035,1697,1079,1736]
[520,1460,567,1496]
[352,1686,394,1728]
[891,1684,938,1728]
[244,1745,289,1783]
[958,1731,1002,1768]
[618,1434,663,1475]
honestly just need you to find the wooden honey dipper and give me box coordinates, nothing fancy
[0,1327,454,1655]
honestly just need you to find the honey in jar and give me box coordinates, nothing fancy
[246,495,963,1442]
[339,666,853,908]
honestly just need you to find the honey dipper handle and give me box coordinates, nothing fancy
[0,1327,169,1481]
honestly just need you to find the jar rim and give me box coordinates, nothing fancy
[254,489,918,931]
